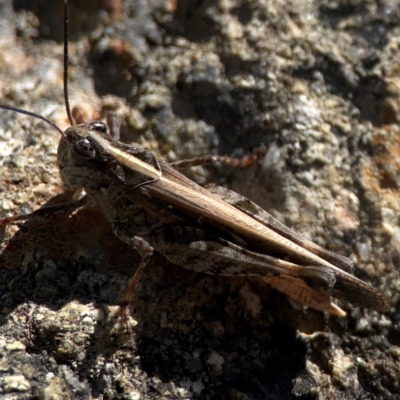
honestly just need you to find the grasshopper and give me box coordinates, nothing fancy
[0,1,389,318]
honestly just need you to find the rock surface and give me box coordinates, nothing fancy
[0,0,399,398]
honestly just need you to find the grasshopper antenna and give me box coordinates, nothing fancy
[63,0,74,126]
[0,105,64,136]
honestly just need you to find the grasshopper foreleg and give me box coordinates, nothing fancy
[0,196,87,227]
[113,228,154,317]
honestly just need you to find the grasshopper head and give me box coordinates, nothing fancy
[58,121,114,190]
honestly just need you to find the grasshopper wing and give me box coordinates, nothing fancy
[206,185,389,313]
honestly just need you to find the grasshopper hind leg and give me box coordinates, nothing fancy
[170,145,266,170]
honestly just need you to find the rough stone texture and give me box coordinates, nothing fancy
[0,0,399,399]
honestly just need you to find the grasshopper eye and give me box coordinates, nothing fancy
[89,121,108,134]
[75,137,96,158]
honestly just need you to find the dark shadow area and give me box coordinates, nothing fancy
[12,0,120,41]
[319,1,399,50]
[172,69,285,155]
[89,39,146,99]
[357,360,396,398]
[387,328,400,347]
[231,1,255,26]
[0,194,139,313]
[172,0,220,42]
[173,0,259,42]
[319,1,358,28]
[387,303,400,346]
[137,316,308,399]
[0,192,322,398]
[291,53,388,126]
[219,53,268,78]
[313,1,400,126]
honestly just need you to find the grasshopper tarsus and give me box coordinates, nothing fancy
[232,144,267,167]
